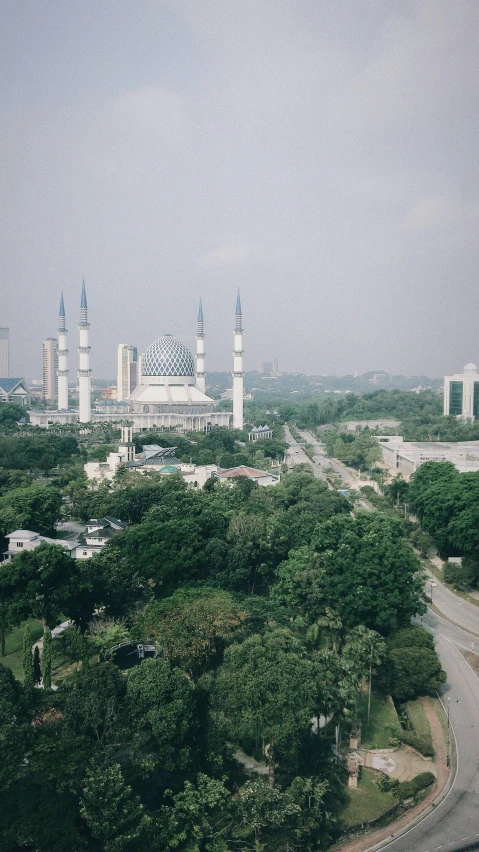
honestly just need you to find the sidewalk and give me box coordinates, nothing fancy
[333,697,450,852]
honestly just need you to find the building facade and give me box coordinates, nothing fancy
[29,289,241,432]
[42,338,58,401]
[57,293,69,410]
[3,518,125,562]
[117,344,139,402]
[0,328,9,378]
[444,363,479,420]
[0,378,29,406]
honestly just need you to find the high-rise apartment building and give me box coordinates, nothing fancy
[0,328,9,377]
[259,359,278,376]
[43,338,58,401]
[117,344,139,401]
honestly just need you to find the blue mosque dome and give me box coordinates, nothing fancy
[142,334,195,377]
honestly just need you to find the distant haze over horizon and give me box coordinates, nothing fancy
[3,1,479,380]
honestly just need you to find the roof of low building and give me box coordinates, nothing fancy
[0,378,27,392]
[5,530,77,552]
[215,465,278,481]
[6,530,39,540]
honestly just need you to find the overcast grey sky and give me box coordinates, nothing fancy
[2,0,479,380]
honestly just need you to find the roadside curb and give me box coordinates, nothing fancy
[334,696,456,852]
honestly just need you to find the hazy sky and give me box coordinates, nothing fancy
[2,0,479,380]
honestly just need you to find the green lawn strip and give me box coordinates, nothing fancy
[359,694,399,749]
[424,560,479,608]
[429,696,448,744]
[1,618,43,681]
[340,768,396,828]
[406,699,433,753]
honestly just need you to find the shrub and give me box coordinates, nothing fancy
[443,559,477,590]
[387,626,434,651]
[376,774,399,793]
[397,729,434,757]
[385,724,434,757]
[396,771,435,800]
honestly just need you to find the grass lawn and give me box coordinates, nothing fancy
[406,699,433,752]
[359,693,399,749]
[2,619,43,681]
[429,696,448,743]
[341,768,396,828]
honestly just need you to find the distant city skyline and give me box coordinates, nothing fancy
[3,2,479,379]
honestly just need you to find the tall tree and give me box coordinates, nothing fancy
[33,645,42,685]
[22,625,34,692]
[0,542,94,629]
[42,626,52,689]
[213,630,317,785]
[0,483,62,539]
[126,658,196,774]
[80,761,147,851]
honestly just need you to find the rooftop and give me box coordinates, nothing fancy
[215,465,279,481]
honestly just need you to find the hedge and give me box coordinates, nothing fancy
[397,771,435,800]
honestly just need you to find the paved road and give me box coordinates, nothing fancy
[285,424,479,850]
[425,569,479,639]
[293,427,375,510]
[376,609,479,852]
[284,425,332,486]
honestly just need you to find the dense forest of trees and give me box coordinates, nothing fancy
[402,461,479,588]
[0,404,445,851]
[279,389,443,428]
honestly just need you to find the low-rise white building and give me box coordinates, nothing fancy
[0,378,30,406]
[3,529,77,561]
[2,517,126,562]
[248,424,273,442]
[376,435,479,479]
[84,427,218,489]
[75,517,126,559]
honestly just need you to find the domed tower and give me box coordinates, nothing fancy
[128,334,215,418]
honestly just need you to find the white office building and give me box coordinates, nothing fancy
[444,363,479,421]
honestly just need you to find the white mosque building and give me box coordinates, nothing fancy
[29,284,244,433]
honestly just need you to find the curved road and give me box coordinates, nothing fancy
[377,608,479,852]
[285,425,479,850]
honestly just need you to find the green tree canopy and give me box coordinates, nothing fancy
[0,483,62,538]
[126,658,196,774]
[135,588,249,680]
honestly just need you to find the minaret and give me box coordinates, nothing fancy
[232,289,244,430]
[78,279,91,423]
[57,292,69,410]
[196,299,206,394]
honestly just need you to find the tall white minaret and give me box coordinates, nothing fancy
[57,292,69,410]
[196,299,206,394]
[78,279,91,423]
[232,289,244,430]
